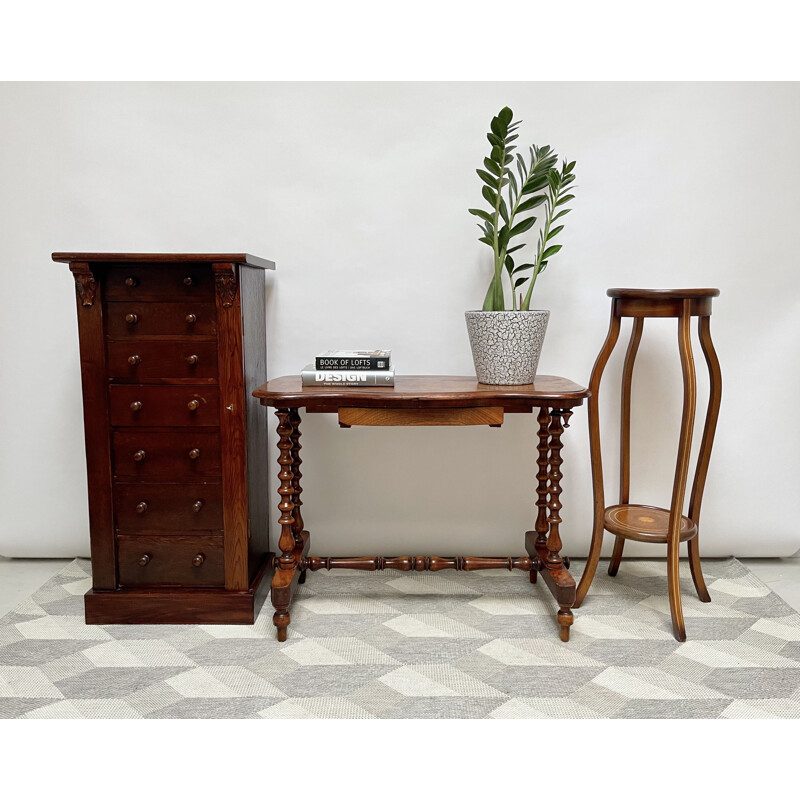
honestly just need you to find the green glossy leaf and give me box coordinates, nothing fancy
[477,169,499,188]
[512,262,535,274]
[510,216,536,237]
[469,208,494,223]
[504,154,513,166]
[504,255,514,275]
[487,132,502,147]
[514,277,529,289]
[490,145,503,164]
[564,160,576,174]
[541,245,562,259]
[483,157,501,177]
[490,116,507,138]
[547,224,564,240]
[521,176,549,194]
[499,197,509,223]
[516,154,526,181]
[555,194,575,207]
[506,134,519,144]
[531,155,558,175]
[517,194,546,212]
[481,185,497,206]
[552,208,572,221]
[498,224,510,250]
[506,243,526,254]
[478,236,493,246]
[498,106,513,125]
[507,170,518,198]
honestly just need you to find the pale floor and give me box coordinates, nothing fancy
[1,555,800,620]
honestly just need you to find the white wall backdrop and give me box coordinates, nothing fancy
[1,82,799,559]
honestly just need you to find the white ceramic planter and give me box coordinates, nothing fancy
[465,309,550,385]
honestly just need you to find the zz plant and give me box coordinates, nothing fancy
[469,106,576,311]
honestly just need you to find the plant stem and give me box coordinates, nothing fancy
[521,183,558,311]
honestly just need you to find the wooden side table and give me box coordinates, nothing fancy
[574,288,722,641]
[253,375,589,642]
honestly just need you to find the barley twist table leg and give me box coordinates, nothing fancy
[289,410,307,585]
[531,406,551,584]
[273,409,296,641]
[547,408,574,642]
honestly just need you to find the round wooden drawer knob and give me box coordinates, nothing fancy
[135,501,148,514]
[125,313,139,324]
[138,554,151,566]
[130,400,143,412]
[124,276,139,287]
[183,276,194,286]
[192,500,204,513]
[133,449,146,462]
[127,354,141,366]
[186,354,199,365]
[185,313,197,324]
[187,399,200,411]
[188,448,201,460]
[192,554,205,567]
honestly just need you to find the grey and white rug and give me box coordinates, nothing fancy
[1,558,799,718]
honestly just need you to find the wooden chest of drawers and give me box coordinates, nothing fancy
[53,253,275,624]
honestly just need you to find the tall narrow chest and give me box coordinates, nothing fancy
[53,253,275,624]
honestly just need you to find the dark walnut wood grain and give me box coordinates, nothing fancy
[114,481,223,531]
[255,374,587,410]
[107,340,219,382]
[56,253,274,625]
[338,407,504,427]
[255,375,589,642]
[575,289,721,642]
[53,252,275,269]
[117,534,225,587]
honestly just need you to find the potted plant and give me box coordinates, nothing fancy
[465,106,576,384]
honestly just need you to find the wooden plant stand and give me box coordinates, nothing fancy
[574,288,722,642]
[253,375,589,642]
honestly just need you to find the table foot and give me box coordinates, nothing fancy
[558,607,574,642]
[525,532,577,643]
[298,569,307,585]
[273,610,290,642]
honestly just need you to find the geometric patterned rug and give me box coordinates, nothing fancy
[1,557,800,718]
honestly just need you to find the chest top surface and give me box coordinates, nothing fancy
[52,253,275,269]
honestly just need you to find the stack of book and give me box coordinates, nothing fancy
[301,350,395,386]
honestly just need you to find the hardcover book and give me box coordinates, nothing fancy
[301,364,395,387]
[315,349,392,371]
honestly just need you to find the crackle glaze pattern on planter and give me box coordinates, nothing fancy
[465,310,550,385]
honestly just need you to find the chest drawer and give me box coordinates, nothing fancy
[106,302,216,338]
[104,266,215,302]
[107,341,218,381]
[117,534,224,587]
[114,482,224,531]
[113,431,221,478]
[110,385,219,427]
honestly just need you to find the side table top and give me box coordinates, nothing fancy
[254,375,589,411]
